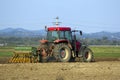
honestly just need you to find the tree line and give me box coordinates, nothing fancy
[0,36,120,46]
[81,36,120,45]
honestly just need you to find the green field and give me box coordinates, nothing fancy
[0,47,14,57]
[90,46,120,58]
[0,46,120,58]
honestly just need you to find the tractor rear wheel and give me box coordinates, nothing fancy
[82,48,94,62]
[53,44,71,62]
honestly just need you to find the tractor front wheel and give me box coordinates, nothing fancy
[53,44,71,62]
[82,48,94,62]
[38,44,48,62]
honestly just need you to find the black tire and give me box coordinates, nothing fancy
[53,43,71,62]
[82,48,94,62]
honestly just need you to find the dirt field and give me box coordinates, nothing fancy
[0,57,120,80]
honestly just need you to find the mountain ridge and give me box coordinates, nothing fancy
[0,28,119,40]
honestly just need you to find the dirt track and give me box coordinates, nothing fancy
[0,61,120,80]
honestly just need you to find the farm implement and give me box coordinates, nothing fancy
[8,47,38,63]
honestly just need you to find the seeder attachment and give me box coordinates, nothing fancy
[9,47,38,63]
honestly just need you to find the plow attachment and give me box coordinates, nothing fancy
[9,47,38,63]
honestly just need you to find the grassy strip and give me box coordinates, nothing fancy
[94,53,120,58]
[0,46,14,49]
[90,46,120,58]
[0,46,120,58]
[0,52,13,57]
[0,47,14,52]
[0,47,14,57]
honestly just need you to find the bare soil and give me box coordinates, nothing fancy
[0,57,120,80]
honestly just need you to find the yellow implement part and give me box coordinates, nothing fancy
[9,51,35,63]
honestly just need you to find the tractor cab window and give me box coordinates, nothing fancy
[47,30,72,42]
[52,31,59,38]
[59,31,64,39]
[59,31,72,41]
[47,31,59,41]
[65,31,72,41]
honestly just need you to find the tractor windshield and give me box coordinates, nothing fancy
[59,31,72,41]
[47,31,72,42]
[47,31,59,42]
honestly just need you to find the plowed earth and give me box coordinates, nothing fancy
[0,57,120,80]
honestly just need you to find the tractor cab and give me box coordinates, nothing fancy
[47,27,72,42]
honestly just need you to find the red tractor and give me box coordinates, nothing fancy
[8,17,94,63]
[37,26,94,62]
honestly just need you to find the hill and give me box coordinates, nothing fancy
[83,31,120,40]
[0,28,46,37]
[0,28,119,40]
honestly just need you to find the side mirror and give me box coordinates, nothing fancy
[80,31,82,35]
[45,26,47,31]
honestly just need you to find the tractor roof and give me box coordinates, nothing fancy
[48,27,71,31]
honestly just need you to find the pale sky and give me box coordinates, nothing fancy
[0,0,120,33]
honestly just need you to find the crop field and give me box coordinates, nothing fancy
[90,46,120,61]
[0,46,120,80]
[0,47,13,55]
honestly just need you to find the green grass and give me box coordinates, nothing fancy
[90,46,120,58]
[0,52,13,57]
[0,46,120,58]
[0,47,14,57]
